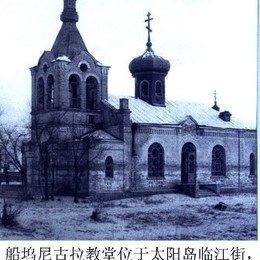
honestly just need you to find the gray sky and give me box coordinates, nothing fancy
[0,0,257,126]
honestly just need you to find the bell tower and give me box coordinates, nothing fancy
[30,0,110,141]
[129,13,170,106]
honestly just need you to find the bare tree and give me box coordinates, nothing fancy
[31,111,103,202]
[0,127,29,199]
[63,115,103,203]
[67,135,101,203]
[31,112,66,200]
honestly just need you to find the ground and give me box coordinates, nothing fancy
[0,193,257,240]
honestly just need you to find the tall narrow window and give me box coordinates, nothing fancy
[46,75,54,109]
[140,81,149,98]
[86,76,99,110]
[105,156,114,178]
[250,153,256,176]
[69,74,81,108]
[37,77,45,110]
[148,143,164,178]
[212,145,226,176]
[155,81,163,96]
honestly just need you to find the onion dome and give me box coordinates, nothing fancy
[129,48,170,75]
[129,13,170,106]
[129,12,170,75]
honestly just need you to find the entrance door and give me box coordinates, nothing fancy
[181,142,196,184]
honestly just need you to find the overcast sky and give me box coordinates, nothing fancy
[0,0,257,126]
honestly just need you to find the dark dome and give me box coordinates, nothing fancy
[129,48,171,75]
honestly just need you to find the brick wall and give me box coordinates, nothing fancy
[132,124,256,192]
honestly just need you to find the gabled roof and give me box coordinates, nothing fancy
[81,129,123,142]
[108,95,255,130]
[179,116,198,126]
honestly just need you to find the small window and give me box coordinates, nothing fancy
[43,64,48,73]
[140,81,149,98]
[250,153,256,176]
[212,145,226,176]
[155,81,163,96]
[80,63,88,72]
[105,156,114,178]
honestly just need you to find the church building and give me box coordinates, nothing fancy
[23,0,257,198]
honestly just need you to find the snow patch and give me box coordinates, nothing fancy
[53,56,71,62]
[142,49,155,58]
[0,193,256,240]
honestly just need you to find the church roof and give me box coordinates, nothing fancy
[51,22,88,59]
[50,0,89,59]
[129,48,170,75]
[107,95,255,130]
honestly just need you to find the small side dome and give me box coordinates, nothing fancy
[129,48,170,75]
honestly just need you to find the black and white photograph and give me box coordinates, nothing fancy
[0,0,257,241]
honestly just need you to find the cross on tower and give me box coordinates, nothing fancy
[212,89,220,111]
[145,12,153,49]
[214,90,217,104]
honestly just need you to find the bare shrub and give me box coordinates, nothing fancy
[90,203,115,223]
[214,202,227,211]
[1,200,21,227]
[90,203,104,222]
[90,209,102,222]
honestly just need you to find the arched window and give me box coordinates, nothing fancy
[105,156,114,178]
[69,74,81,108]
[140,81,149,98]
[37,77,45,110]
[86,76,99,109]
[46,75,54,109]
[155,81,163,96]
[148,143,164,178]
[43,64,48,73]
[212,145,226,176]
[250,153,256,176]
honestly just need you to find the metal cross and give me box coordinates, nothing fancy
[214,90,217,103]
[145,12,153,49]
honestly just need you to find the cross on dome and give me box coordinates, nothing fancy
[145,12,154,49]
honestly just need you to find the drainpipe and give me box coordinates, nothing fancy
[238,130,241,190]
[131,123,138,192]
[132,123,138,156]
